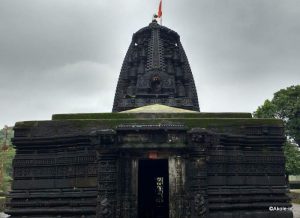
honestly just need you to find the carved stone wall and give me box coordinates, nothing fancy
[205,126,293,218]
[7,120,291,218]
[7,136,98,218]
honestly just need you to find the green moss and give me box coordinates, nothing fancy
[44,118,283,130]
[16,115,283,131]
[52,112,252,120]
[14,121,39,128]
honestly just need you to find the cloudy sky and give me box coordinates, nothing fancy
[1,0,300,127]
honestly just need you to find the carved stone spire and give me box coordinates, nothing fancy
[112,20,200,112]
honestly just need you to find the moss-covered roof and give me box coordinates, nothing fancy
[14,118,284,137]
[14,106,275,134]
[15,108,283,137]
[52,112,252,120]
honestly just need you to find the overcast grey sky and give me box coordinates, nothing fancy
[1,0,300,127]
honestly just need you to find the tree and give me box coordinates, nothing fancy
[254,85,300,145]
[284,141,300,175]
[253,85,300,175]
[0,126,15,193]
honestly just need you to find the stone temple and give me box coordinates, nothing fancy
[7,20,292,218]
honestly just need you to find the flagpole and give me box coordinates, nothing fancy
[160,0,162,25]
[158,0,162,26]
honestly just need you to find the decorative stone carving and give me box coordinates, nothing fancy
[97,196,113,218]
[90,129,116,147]
[187,128,220,148]
[112,20,200,112]
[96,155,118,218]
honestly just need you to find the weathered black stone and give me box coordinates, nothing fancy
[113,20,200,112]
[6,21,292,218]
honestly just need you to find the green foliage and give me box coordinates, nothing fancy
[0,126,15,194]
[254,99,277,119]
[52,112,252,120]
[0,127,13,147]
[254,85,300,175]
[253,85,300,145]
[0,197,6,212]
[284,141,300,175]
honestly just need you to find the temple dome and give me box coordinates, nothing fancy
[112,20,200,112]
[119,104,199,113]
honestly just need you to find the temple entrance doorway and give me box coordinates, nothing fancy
[138,159,169,218]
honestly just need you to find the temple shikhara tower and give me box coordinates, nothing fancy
[113,20,199,112]
[7,20,292,218]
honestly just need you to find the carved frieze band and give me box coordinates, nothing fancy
[14,155,96,167]
[90,129,117,147]
[187,128,220,148]
[208,163,284,175]
[14,153,97,179]
[14,164,97,178]
[243,126,284,136]
[117,97,194,108]
[209,155,284,164]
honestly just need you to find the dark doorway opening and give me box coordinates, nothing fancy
[138,159,169,218]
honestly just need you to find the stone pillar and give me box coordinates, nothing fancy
[90,129,119,218]
[185,128,216,218]
[96,151,118,218]
[169,155,185,218]
[185,147,207,218]
[118,155,137,218]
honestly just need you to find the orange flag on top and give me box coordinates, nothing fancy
[157,0,162,18]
